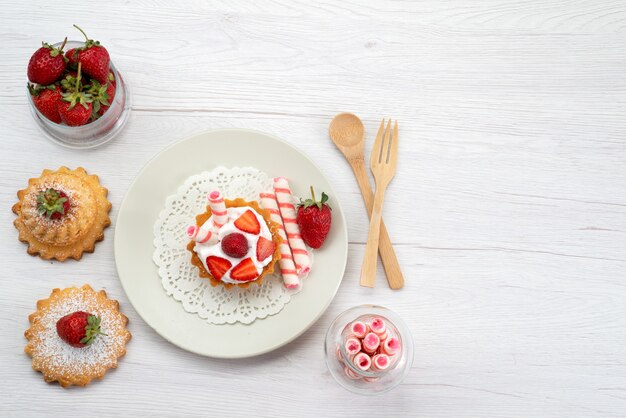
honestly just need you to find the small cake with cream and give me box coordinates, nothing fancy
[186,191,282,288]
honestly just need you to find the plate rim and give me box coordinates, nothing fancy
[114,128,348,358]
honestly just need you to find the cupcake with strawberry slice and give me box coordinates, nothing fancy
[186,192,283,289]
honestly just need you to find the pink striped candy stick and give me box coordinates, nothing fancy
[207,190,228,228]
[381,337,401,356]
[259,191,300,288]
[362,332,381,354]
[352,352,372,371]
[186,225,218,245]
[273,177,311,276]
[371,354,391,371]
[350,321,368,339]
[344,337,362,356]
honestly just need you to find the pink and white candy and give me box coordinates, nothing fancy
[371,354,391,371]
[207,190,228,228]
[344,337,362,356]
[336,346,343,362]
[335,317,403,381]
[259,191,300,289]
[273,177,311,276]
[369,317,387,338]
[350,321,369,339]
[381,337,401,356]
[186,225,218,245]
[344,365,362,380]
[352,352,372,371]
[362,332,381,354]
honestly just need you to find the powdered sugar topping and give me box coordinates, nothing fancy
[26,287,129,380]
[23,180,80,227]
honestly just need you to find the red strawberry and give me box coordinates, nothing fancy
[58,62,93,126]
[296,187,332,249]
[256,236,275,261]
[206,256,232,280]
[221,233,249,258]
[56,311,106,348]
[73,25,110,83]
[65,48,79,70]
[58,97,92,126]
[28,84,62,123]
[234,210,260,234]
[27,38,67,85]
[230,258,259,281]
[36,188,70,220]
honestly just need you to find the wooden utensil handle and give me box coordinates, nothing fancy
[360,182,386,287]
[351,159,404,289]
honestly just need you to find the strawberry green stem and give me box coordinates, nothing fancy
[76,62,82,91]
[310,186,316,202]
[59,37,67,51]
[73,24,89,42]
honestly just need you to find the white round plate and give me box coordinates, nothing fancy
[114,129,348,358]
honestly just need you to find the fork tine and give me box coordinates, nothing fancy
[386,120,398,165]
[378,119,392,164]
[370,118,386,167]
[376,118,385,140]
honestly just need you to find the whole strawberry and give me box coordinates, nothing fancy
[58,62,93,126]
[73,25,110,83]
[56,311,106,348]
[28,84,62,123]
[27,38,67,85]
[221,232,249,258]
[59,97,92,126]
[297,187,332,249]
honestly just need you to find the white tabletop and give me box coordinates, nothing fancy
[2,1,625,416]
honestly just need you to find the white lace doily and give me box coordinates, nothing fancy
[153,166,302,325]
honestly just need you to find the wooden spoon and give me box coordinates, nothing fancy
[329,113,404,289]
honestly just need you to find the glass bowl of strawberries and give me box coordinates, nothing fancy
[26,25,130,149]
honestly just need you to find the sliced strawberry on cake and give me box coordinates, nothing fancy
[230,258,259,281]
[234,210,260,234]
[206,256,232,281]
[256,236,275,262]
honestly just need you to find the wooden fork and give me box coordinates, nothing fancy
[360,119,399,287]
